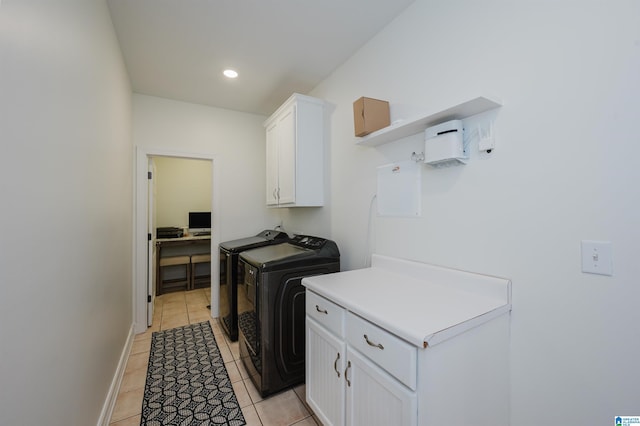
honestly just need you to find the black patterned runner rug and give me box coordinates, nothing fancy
[141,321,246,425]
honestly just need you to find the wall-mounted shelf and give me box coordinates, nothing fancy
[355,95,502,147]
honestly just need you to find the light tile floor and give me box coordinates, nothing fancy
[109,288,320,426]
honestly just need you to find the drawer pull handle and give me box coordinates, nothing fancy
[345,360,351,387]
[364,334,384,350]
[334,353,341,377]
[315,305,328,314]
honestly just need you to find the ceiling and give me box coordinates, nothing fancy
[106,0,415,116]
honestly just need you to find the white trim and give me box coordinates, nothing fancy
[133,146,219,334]
[97,324,135,426]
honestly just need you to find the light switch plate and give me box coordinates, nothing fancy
[581,240,613,276]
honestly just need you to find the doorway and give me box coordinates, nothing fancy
[134,147,220,334]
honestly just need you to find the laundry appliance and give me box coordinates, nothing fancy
[218,229,289,341]
[237,234,340,397]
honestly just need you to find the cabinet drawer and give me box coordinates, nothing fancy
[346,312,417,390]
[306,290,345,338]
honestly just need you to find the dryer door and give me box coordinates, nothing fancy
[238,262,261,374]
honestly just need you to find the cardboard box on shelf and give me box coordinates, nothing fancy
[353,97,390,137]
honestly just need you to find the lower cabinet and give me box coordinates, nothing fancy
[306,291,417,426]
[306,318,345,426]
[303,256,511,426]
[345,348,417,426]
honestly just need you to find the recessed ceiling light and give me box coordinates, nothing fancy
[223,69,238,79]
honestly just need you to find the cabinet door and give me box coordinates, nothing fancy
[345,348,417,426]
[265,121,279,206]
[276,105,296,205]
[307,318,346,426]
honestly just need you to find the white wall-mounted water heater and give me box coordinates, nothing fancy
[424,119,466,167]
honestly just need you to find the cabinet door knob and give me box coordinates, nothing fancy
[334,352,341,378]
[364,334,384,350]
[315,305,328,314]
[344,360,351,387]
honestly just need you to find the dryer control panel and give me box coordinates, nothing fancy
[290,234,326,249]
[290,234,340,259]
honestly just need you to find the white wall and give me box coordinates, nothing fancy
[133,94,281,242]
[154,157,212,228]
[297,0,639,424]
[0,1,133,424]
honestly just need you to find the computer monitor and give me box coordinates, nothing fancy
[188,212,211,235]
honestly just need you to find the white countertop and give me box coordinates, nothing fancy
[302,254,511,348]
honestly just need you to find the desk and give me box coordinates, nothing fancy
[156,235,211,295]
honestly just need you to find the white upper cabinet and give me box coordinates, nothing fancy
[264,93,324,207]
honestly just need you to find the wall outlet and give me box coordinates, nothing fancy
[581,240,613,276]
[479,136,494,153]
[477,123,495,153]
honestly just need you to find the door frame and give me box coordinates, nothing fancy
[147,157,156,327]
[133,146,220,334]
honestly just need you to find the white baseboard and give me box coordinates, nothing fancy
[97,324,135,426]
